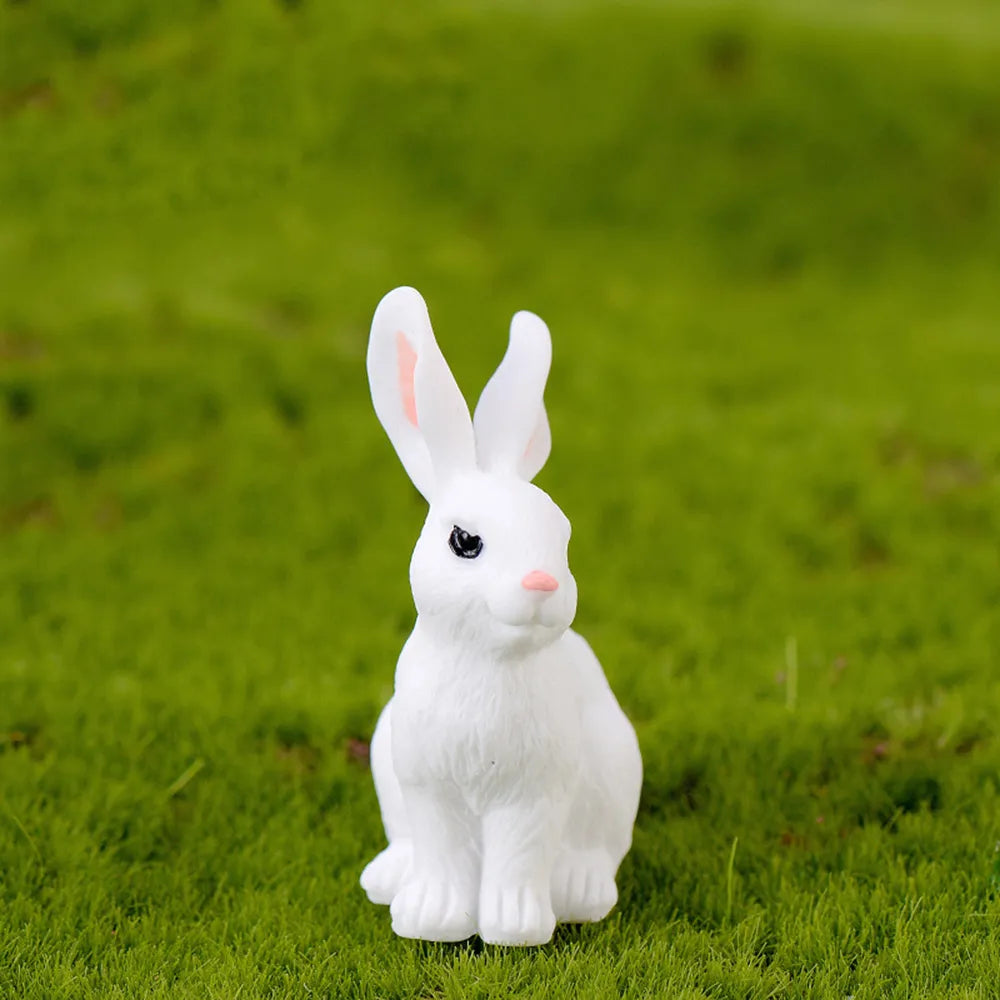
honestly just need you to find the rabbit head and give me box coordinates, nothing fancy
[367,287,577,655]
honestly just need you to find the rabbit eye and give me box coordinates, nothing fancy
[449,525,483,560]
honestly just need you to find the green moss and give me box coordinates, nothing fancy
[2,1,999,996]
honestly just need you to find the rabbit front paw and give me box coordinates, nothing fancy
[551,849,617,923]
[478,883,556,946]
[390,873,477,942]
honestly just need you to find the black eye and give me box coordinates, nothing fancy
[448,525,483,559]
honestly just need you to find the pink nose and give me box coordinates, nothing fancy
[521,570,559,592]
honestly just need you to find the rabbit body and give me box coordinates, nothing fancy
[390,623,582,820]
[363,625,640,945]
[360,288,641,946]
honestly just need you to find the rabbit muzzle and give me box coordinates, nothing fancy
[487,570,576,634]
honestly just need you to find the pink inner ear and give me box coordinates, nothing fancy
[523,428,537,460]
[396,330,418,427]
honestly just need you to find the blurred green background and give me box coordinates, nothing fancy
[2,1,999,997]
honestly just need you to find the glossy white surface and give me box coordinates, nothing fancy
[361,287,642,945]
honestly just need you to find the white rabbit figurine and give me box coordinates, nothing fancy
[360,287,642,946]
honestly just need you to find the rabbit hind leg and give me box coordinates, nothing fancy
[360,700,412,905]
[550,847,618,923]
[361,839,413,905]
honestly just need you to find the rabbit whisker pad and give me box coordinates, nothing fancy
[361,287,642,946]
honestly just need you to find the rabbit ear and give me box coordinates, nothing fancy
[367,287,476,501]
[473,310,552,481]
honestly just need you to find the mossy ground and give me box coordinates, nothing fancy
[2,1,999,996]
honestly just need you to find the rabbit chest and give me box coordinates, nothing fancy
[392,630,583,808]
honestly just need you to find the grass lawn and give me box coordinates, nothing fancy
[2,0,1000,996]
